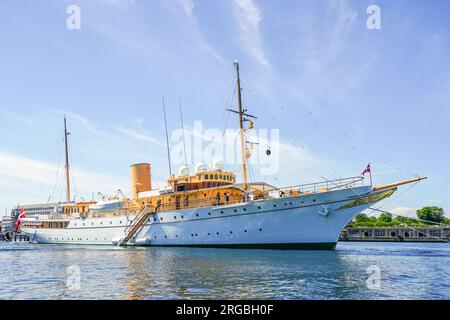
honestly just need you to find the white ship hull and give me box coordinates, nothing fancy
[21,186,393,250]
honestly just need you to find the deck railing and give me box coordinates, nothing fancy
[48,176,367,219]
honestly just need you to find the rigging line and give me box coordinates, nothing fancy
[219,77,237,129]
[240,71,342,181]
[70,168,79,203]
[47,135,65,205]
[35,124,64,204]
[366,181,420,214]
[178,99,188,167]
[162,95,172,178]
[263,88,418,178]
[237,74,331,183]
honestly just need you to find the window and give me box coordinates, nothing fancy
[215,174,218,179]
[375,230,385,237]
[210,174,213,180]
[205,175,209,180]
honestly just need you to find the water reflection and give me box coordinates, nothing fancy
[0,242,448,300]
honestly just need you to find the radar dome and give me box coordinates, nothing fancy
[195,163,209,174]
[178,166,190,177]
[213,159,224,171]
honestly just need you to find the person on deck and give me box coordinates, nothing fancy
[216,192,221,206]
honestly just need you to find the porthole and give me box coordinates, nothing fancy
[174,216,177,219]
[220,211,224,214]
[273,204,277,207]
[154,236,157,239]
[191,234,194,237]
[120,221,123,224]
[216,232,220,235]
[196,213,199,217]
[259,228,263,232]
[195,234,198,236]
[258,206,261,210]
[244,230,248,233]
[243,208,247,211]
[110,221,112,224]
[181,215,184,219]
[208,212,211,216]
[230,231,233,234]
[160,217,163,221]
[313,199,316,202]
[234,209,237,212]
[165,236,168,239]
[208,233,211,236]
[289,202,293,205]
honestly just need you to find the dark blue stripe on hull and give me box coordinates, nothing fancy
[144,242,337,250]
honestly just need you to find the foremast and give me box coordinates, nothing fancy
[64,116,71,204]
[228,60,256,190]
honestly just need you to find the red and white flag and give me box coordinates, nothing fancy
[360,163,371,176]
[14,209,26,232]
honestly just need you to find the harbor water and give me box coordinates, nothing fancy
[0,242,448,300]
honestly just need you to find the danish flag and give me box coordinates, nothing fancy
[360,163,371,176]
[14,209,26,232]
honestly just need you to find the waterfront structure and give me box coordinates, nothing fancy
[12,203,63,220]
[1,215,13,233]
[19,61,427,249]
[341,227,450,242]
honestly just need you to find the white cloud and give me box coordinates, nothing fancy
[231,0,271,69]
[389,207,418,218]
[116,126,163,145]
[164,0,226,64]
[0,151,129,203]
[10,115,35,126]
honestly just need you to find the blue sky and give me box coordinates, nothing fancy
[0,0,449,217]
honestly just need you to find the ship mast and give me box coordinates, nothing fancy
[228,60,256,190]
[64,116,71,204]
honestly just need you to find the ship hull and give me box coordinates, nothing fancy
[21,186,393,250]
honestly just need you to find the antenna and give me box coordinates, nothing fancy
[162,95,173,177]
[178,99,188,167]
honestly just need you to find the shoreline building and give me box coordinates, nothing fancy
[341,227,450,242]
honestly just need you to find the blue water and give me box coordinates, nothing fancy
[0,242,448,300]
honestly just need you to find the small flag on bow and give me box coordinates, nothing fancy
[360,163,371,176]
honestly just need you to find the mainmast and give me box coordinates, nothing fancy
[64,116,71,204]
[228,60,257,190]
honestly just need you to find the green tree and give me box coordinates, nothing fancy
[416,207,445,224]
[393,215,416,226]
[354,213,369,223]
[378,212,392,223]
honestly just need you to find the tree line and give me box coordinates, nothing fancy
[347,206,450,228]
